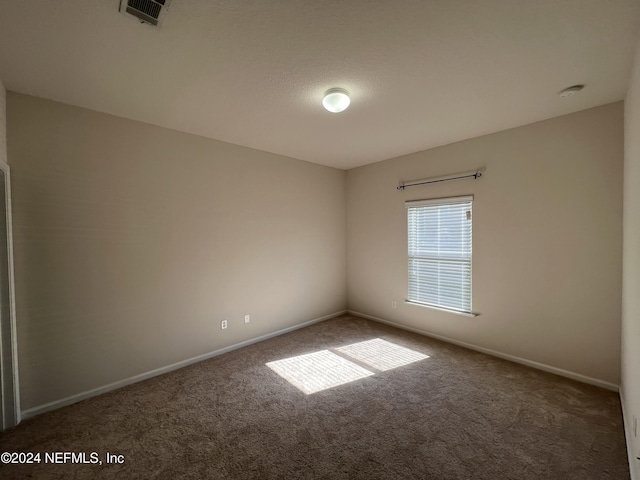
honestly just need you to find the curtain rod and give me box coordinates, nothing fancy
[397,169,484,190]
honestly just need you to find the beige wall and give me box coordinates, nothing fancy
[623,35,640,480]
[7,93,347,410]
[347,103,623,385]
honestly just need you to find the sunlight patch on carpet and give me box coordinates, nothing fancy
[266,350,374,394]
[336,338,429,371]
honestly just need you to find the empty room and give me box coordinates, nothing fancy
[1,1,640,479]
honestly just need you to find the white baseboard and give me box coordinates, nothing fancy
[620,387,639,480]
[21,310,347,420]
[348,310,619,392]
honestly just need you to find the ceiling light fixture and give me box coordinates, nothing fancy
[558,85,585,98]
[322,88,350,113]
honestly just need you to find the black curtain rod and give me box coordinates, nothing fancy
[397,171,483,191]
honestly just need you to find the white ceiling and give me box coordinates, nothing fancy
[1,1,639,170]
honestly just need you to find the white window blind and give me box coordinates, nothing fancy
[406,196,472,313]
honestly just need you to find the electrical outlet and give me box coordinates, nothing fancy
[391,300,397,309]
[244,314,250,324]
[221,320,228,330]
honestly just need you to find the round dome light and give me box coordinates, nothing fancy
[322,88,350,113]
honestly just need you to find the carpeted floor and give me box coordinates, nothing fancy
[0,314,630,479]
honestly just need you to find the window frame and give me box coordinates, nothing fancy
[405,195,476,317]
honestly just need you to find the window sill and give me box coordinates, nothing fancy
[405,301,479,317]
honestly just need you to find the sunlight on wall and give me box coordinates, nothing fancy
[266,350,374,394]
[266,338,429,394]
[335,338,429,371]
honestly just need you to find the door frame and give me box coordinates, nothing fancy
[0,159,19,430]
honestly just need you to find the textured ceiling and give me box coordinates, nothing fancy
[0,0,639,169]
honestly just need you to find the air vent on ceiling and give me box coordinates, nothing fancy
[120,0,170,27]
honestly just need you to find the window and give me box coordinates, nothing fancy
[406,195,473,314]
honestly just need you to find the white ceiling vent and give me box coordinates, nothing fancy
[119,0,171,27]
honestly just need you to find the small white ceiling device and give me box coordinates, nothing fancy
[558,85,585,98]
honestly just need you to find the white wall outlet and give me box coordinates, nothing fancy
[221,320,228,330]
[391,300,397,309]
[244,314,250,324]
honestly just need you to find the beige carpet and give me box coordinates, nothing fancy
[0,314,630,479]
